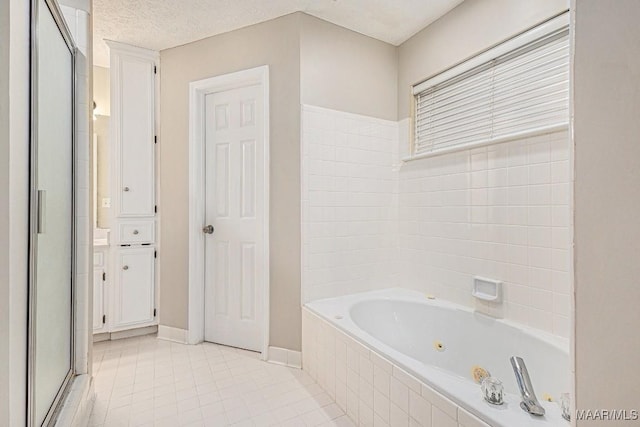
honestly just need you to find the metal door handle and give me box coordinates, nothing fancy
[203,225,215,234]
[37,190,46,234]
[123,186,130,192]
[133,230,139,235]
[123,265,129,270]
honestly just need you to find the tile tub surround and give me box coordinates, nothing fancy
[398,129,572,338]
[302,306,568,427]
[302,105,572,339]
[303,308,491,427]
[301,105,400,303]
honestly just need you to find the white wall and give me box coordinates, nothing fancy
[160,12,399,351]
[160,13,303,350]
[573,0,640,423]
[301,106,399,302]
[0,0,30,425]
[0,2,10,419]
[300,14,398,122]
[93,65,110,116]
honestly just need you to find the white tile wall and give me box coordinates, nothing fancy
[301,104,571,338]
[302,309,491,427]
[398,130,572,337]
[301,105,400,302]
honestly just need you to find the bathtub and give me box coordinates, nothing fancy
[303,288,570,427]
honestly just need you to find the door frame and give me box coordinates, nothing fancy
[187,66,270,359]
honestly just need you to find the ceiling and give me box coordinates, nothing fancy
[93,0,464,68]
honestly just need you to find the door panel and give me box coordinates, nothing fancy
[118,56,155,217]
[204,85,265,352]
[31,0,75,424]
[114,247,155,328]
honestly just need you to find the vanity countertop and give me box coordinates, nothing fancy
[93,238,109,247]
[93,229,110,247]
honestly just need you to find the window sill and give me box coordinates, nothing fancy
[402,123,569,163]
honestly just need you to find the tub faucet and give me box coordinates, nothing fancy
[510,356,545,416]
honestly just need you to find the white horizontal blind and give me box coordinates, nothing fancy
[414,26,569,157]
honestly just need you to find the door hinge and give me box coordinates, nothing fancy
[154,205,157,214]
[154,250,157,258]
[102,314,106,324]
[154,65,157,74]
[102,272,106,281]
[154,135,157,144]
[153,308,157,317]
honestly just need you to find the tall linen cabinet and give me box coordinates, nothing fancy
[102,41,159,333]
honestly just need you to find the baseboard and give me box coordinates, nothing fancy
[157,325,189,344]
[110,325,158,340]
[267,346,302,369]
[92,332,110,343]
[93,325,158,343]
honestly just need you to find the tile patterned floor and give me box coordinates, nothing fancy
[89,335,354,427]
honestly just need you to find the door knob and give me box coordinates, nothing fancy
[123,265,129,270]
[202,225,215,234]
[123,186,130,192]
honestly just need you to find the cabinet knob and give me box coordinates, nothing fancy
[133,230,139,235]
[123,186,130,192]
[123,265,129,270]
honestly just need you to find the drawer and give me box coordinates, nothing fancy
[118,220,155,244]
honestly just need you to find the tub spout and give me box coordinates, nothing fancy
[510,356,545,416]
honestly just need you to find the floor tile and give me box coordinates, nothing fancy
[89,334,349,426]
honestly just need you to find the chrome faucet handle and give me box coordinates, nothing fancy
[510,356,546,416]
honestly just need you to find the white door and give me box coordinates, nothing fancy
[204,84,265,352]
[117,54,155,217]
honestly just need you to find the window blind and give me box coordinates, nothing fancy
[413,22,570,157]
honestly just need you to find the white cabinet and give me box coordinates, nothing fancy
[109,41,157,222]
[99,41,159,336]
[93,249,107,332]
[116,57,155,217]
[113,247,155,328]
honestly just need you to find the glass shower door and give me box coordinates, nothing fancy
[29,0,76,425]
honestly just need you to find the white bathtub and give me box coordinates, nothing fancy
[304,288,570,427]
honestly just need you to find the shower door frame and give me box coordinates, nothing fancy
[27,0,77,425]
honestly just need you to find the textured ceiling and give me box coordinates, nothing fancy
[93,0,464,67]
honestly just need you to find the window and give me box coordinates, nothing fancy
[411,13,570,159]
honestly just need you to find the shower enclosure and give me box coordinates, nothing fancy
[28,0,76,424]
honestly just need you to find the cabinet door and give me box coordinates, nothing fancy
[116,54,155,217]
[114,247,155,328]
[92,267,104,330]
